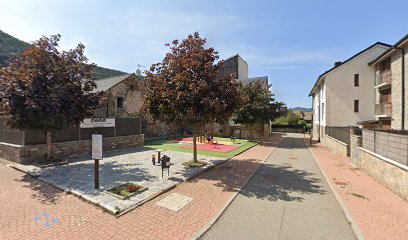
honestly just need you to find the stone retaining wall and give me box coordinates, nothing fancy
[350,135,362,162]
[325,134,349,156]
[355,147,408,201]
[0,134,144,163]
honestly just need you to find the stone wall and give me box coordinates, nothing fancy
[355,147,408,201]
[324,134,349,156]
[0,143,24,163]
[272,127,304,133]
[391,53,403,129]
[350,134,362,164]
[239,123,269,140]
[0,134,144,164]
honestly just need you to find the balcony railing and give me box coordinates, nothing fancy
[376,71,392,86]
[375,102,392,116]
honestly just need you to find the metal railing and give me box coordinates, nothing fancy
[376,71,392,86]
[375,102,392,116]
[363,129,408,166]
[325,126,351,145]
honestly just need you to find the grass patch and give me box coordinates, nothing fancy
[183,160,207,168]
[145,137,257,158]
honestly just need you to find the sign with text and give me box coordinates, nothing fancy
[92,134,103,160]
[80,118,115,128]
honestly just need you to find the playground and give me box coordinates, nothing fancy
[145,136,257,158]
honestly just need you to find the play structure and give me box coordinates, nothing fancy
[165,136,242,153]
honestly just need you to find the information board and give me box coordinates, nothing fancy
[92,134,103,160]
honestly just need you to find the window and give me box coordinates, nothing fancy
[354,100,359,112]
[117,97,124,109]
[354,74,359,86]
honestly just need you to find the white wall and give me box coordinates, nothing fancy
[323,44,389,127]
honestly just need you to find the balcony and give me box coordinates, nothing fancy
[375,71,392,87]
[375,102,392,117]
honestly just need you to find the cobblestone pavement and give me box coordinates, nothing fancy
[308,140,408,240]
[36,148,226,214]
[0,136,280,240]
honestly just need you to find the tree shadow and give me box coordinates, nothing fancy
[239,163,326,201]
[18,174,66,205]
[187,158,326,202]
[65,146,153,163]
[18,161,156,204]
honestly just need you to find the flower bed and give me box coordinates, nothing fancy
[106,183,147,200]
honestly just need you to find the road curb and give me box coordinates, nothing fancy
[304,139,366,240]
[190,139,283,240]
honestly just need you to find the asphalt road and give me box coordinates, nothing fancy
[201,133,357,240]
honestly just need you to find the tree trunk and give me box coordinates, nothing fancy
[46,131,53,160]
[211,122,214,138]
[193,129,198,163]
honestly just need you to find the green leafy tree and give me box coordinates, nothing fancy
[143,32,242,162]
[233,80,286,127]
[0,34,101,159]
[273,110,301,125]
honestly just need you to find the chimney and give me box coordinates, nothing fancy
[334,61,342,67]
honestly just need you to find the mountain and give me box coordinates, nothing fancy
[0,30,127,80]
[290,107,312,112]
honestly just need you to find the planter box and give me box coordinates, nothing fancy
[105,184,148,200]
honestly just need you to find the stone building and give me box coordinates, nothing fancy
[93,73,170,137]
[93,73,143,118]
[368,34,408,130]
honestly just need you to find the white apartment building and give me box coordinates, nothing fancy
[309,42,391,141]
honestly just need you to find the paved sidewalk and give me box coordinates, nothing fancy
[0,136,280,240]
[308,140,408,240]
[202,133,357,240]
[36,148,226,214]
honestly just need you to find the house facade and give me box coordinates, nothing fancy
[368,35,408,130]
[93,73,169,137]
[309,42,391,141]
[93,74,143,118]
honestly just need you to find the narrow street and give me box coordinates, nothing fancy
[202,133,357,240]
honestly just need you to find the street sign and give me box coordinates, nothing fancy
[92,134,103,160]
[80,118,115,128]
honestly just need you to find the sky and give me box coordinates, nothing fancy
[1,0,408,108]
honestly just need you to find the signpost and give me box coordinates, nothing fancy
[92,134,103,189]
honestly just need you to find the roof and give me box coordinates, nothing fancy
[308,42,391,96]
[238,76,268,88]
[223,54,248,65]
[303,112,312,121]
[368,34,408,66]
[93,73,133,92]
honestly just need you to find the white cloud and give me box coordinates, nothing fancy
[0,1,333,74]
